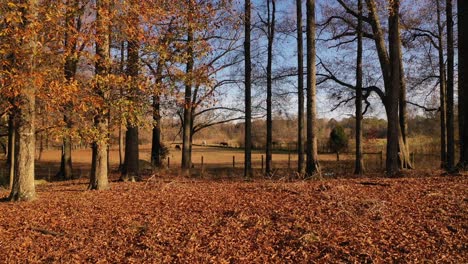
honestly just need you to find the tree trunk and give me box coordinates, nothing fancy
[9,0,38,201]
[296,0,305,176]
[89,0,110,190]
[7,112,16,190]
[244,0,253,179]
[265,0,275,175]
[354,0,364,175]
[436,0,448,169]
[151,94,162,167]
[386,0,401,177]
[306,0,320,177]
[398,36,413,170]
[458,0,468,169]
[182,15,194,173]
[121,36,140,181]
[446,0,455,171]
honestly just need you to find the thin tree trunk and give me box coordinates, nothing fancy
[306,0,320,176]
[182,12,194,173]
[151,93,162,167]
[354,0,364,175]
[265,0,275,175]
[398,36,413,170]
[296,0,305,176]
[386,0,401,177]
[446,0,455,171]
[89,0,110,190]
[7,112,16,190]
[458,0,468,169]
[118,41,125,171]
[436,0,447,169]
[244,0,253,179]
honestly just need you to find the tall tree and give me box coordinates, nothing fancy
[244,0,253,178]
[445,0,455,171]
[436,0,447,168]
[354,0,364,175]
[265,0,276,175]
[306,0,320,176]
[458,0,468,169]
[386,0,402,176]
[121,2,140,181]
[181,0,194,172]
[57,0,82,180]
[89,0,110,190]
[296,0,305,176]
[9,0,38,201]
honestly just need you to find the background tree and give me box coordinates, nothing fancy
[244,0,253,178]
[329,125,348,161]
[354,0,364,175]
[296,0,305,176]
[458,0,468,169]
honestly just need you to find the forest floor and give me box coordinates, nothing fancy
[0,171,466,263]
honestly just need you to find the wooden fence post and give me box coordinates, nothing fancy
[167,157,170,168]
[232,156,235,168]
[380,151,383,169]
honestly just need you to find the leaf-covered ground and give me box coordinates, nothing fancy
[0,174,466,263]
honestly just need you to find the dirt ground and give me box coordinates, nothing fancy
[0,174,466,263]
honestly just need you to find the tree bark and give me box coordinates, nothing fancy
[9,0,38,201]
[436,0,447,169]
[244,0,253,179]
[151,93,162,167]
[445,0,455,171]
[296,0,305,176]
[458,0,468,169]
[306,0,320,176]
[121,35,140,181]
[182,7,194,173]
[265,0,275,175]
[7,112,16,190]
[89,0,110,190]
[386,0,401,177]
[354,0,364,175]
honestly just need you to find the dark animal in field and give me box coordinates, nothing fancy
[220,142,229,147]
[175,145,181,150]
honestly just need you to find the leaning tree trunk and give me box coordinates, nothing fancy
[436,0,448,169]
[265,0,275,175]
[445,0,455,171]
[354,0,364,175]
[89,0,110,190]
[296,0,305,176]
[385,0,401,177]
[305,0,320,176]
[458,0,468,169]
[244,0,253,178]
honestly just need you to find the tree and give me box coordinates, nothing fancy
[330,126,348,161]
[265,0,276,175]
[296,0,305,176]
[458,0,468,169]
[306,0,320,176]
[436,0,447,169]
[8,0,39,201]
[354,0,364,175]
[244,0,253,178]
[121,1,140,181]
[89,0,110,190]
[445,0,455,171]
